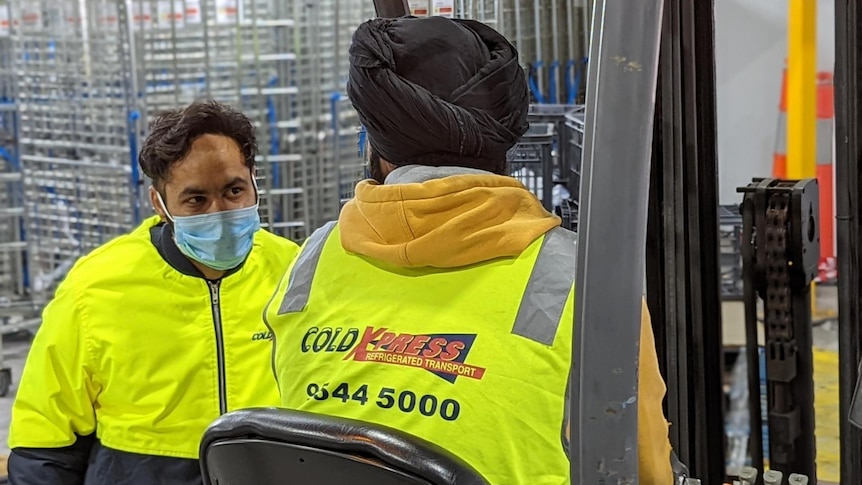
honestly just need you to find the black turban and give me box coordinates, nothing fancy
[347,16,530,168]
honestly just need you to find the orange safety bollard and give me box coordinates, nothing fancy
[772,69,836,277]
[815,72,835,264]
[773,67,789,178]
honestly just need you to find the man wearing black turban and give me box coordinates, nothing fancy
[265,16,673,485]
[347,16,530,178]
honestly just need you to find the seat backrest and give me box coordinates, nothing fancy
[199,408,491,485]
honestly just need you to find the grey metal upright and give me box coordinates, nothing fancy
[571,0,664,483]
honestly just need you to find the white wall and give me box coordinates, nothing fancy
[714,0,835,204]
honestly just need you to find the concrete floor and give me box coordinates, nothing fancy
[0,287,842,480]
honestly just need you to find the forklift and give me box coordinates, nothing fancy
[195,0,862,484]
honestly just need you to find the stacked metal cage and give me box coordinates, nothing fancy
[454,0,590,104]
[7,0,304,307]
[559,105,586,231]
[9,0,141,307]
[131,0,304,240]
[508,121,554,209]
[719,204,744,300]
[1,0,591,319]
[0,0,35,328]
[292,0,373,228]
[332,93,365,207]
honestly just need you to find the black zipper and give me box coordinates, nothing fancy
[208,280,228,415]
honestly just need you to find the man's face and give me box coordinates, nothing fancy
[150,133,256,219]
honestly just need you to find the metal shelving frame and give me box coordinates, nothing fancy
[294,0,374,230]
[9,0,140,309]
[132,0,305,240]
[0,0,38,336]
[455,0,589,105]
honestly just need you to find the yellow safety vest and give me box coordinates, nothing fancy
[10,216,299,459]
[266,222,575,485]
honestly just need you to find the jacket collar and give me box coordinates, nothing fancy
[384,164,491,185]
[149,222,244,280]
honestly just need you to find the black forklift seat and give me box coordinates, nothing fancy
[199,408,491,485]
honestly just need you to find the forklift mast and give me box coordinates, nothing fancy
[645,0,725,482]
[835,0,862,483]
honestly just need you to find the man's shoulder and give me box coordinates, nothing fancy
[66,227,158,283]
[253,229,301,265]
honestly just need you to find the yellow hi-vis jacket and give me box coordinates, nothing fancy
[265,165,673,485]
[9,216,298,468]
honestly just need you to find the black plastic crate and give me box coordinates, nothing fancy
[508,121,555,210]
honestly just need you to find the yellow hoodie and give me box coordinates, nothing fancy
[338,165,673,484]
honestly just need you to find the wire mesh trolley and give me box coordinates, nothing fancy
[9,0,141,308]
[0,0,37,338]
[131,0,305,240]
[293,0,374,228]
[454,0,590,105]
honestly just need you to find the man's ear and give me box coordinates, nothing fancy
[380,159,397,178]
[250,168,260,198]
[150,185,168,222]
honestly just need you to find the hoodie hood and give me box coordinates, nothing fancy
[338,166,561,268]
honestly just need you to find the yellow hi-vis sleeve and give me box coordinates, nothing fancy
[637,298,674,484]
[9,274,99,449]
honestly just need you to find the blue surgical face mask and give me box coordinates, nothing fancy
[156,190,261,272]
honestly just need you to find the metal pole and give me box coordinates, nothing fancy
[169,0,180,106]
[495,0,502,35]
[513,0,522,52]
[834,0,862,483]
[647,0,725,480]
[200,0,212,98]
[570,0,664,482]
[785,0,816,179]
[741,188,766,477]
[563,0,573,58]
[532,0,541,98]
[550,2,560,105]
[580,0,590,62]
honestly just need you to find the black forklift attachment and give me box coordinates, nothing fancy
[738,178,820,483]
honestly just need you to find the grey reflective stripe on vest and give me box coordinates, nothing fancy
[277,221,337,315]
[277,223,577,340]
[512,227,578,345]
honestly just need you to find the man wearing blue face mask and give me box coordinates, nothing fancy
[7,100,300,485]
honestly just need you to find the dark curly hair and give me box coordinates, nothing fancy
[139,100,258,188]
